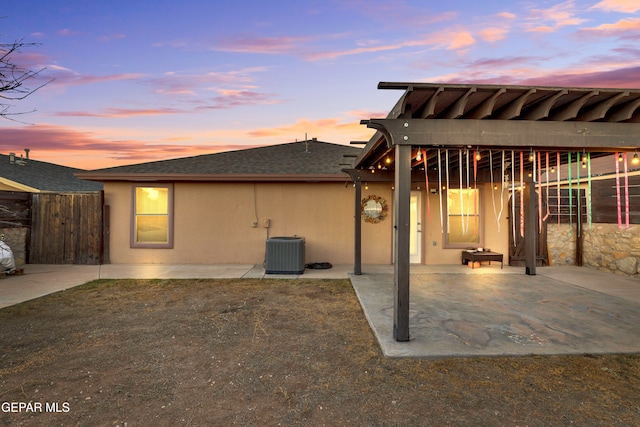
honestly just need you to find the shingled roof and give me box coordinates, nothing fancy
[77,140,362,182]
[0,154,103,192]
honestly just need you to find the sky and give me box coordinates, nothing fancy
[1,0,640,170]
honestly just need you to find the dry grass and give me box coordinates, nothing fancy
[0,278,639,426]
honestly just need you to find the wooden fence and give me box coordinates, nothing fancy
[29,192,105,264]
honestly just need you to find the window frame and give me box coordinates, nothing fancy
[130,183,174,249]
[442,187,484,249]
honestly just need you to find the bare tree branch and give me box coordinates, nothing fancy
[0,37,52,120]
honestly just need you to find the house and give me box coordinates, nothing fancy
[0,151,103,193]
[77,140,389,265]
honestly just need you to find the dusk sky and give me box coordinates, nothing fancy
[2,0,640,169]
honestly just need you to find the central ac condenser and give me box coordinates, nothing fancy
[265,237,305,274]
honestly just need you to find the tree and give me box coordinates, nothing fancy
[0,38,49,121]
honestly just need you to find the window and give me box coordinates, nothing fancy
[444,188,482,248]
[131,184,173,248]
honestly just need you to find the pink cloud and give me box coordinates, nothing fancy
[345,109,389,119]
[441,65,640,89]
[306,29,475,61]
[215,35,309,55]
[56,29,79,37]
[590,0,640,13]
[478,27,509,42]
[337,1,456,28]
[52,107,183,118]
[247,117,365,138]
[525,1,586,33]
[191,90,282,111]
[497,12,516,20]
[46,67,145,87]
[149,68,268,96]
[518,66,640,88]
[580,17,640,37]
[0,125,248,169]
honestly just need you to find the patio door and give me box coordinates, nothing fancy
[410,191,422,263]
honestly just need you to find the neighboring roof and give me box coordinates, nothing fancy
[0,154,103,192]
[77,140,362,182]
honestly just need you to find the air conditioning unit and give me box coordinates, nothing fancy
[265,237,305,274]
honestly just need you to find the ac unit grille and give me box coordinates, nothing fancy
[265,237,305,274]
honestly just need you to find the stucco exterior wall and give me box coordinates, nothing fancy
[105,181,392,265]
[105,181,509,266]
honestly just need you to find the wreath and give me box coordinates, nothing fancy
[361,194,388,223]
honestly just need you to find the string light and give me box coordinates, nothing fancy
[633,153,640,165]
[618,153,624,162]
[475,150,481,161]
[528,149,534,162]
[416,148,422,161]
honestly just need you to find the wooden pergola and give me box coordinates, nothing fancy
[345,82,640,342]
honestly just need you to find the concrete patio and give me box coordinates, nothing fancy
[350,264,640,358]
[1,263,639,359]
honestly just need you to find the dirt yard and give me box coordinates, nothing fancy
[1,278,639,426]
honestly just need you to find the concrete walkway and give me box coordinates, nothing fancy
[0,263,354,309]
[1,263,639,359]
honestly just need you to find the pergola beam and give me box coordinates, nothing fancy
[364,119,640,152]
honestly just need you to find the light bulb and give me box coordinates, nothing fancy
[633,153,639,165]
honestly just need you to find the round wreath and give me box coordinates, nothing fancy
[361,194,388,223]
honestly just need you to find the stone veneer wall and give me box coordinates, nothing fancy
[0,227,28,266]
[547,223,640,278]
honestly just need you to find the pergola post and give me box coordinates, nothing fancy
[354,180,362,275]
[393,143,412,341]
[524,177,538,275]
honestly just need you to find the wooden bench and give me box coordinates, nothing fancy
[461,251,503,269]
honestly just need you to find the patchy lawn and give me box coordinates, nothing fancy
[0,278,639,426]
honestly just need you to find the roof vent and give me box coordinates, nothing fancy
[9,153,15,164]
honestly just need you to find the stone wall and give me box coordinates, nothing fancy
[547,223,640,278]
[547,224,576,266]
[0,227,28,266]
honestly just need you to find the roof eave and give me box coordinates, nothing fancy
[74,172,351,183]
